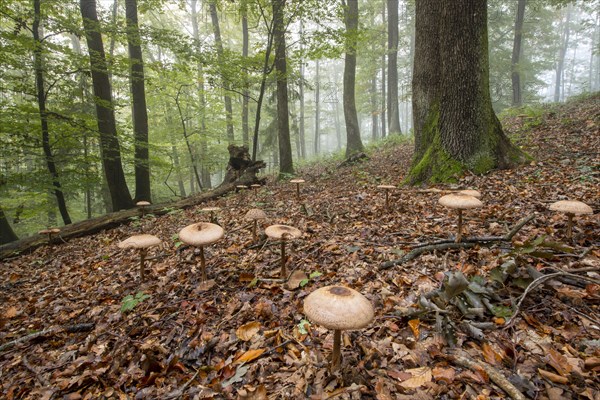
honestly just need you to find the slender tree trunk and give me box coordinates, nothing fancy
[273,0,294,174]
[209,0,235,143]
[125,0,151,202]
[175,87,203,191]
[387,0,401,135]
[381,0,387,138]
[242,3,250,147]
[554,5,571,103]
[342,0,364,157]
[334,98,343,150]
[80,0,133,211]
[298,22,306,158]
[408,0,526,184]
[371,76,379,141]
[511,0,526,106]
[0,206,18,245]
[33,0,72,225]
[314,59,320,155]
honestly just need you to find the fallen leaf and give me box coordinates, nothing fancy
[399,367,432,389]
[285,270,308,289]
[538,368,569,384]
[235,348,266,364]
[408,319,420,339]
[236,321,261,341]
[432,366,455,384]
[5,306,18,319]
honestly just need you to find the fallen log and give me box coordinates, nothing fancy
[0,323,95,353]
[0,147,265,260]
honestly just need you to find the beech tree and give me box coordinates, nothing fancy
[408,0,526,184]
[511,0,527,106]
[387,0,402,135]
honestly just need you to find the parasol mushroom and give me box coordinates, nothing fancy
[179,222,224,282]
[303,285,374,371]
[290,178,305,200]
[377,184,396,209]
[245,208,267,242]
[250,184,261,199]
[459,189,481,199]
[136,201,151,217]
[438,193,483,243]
[265,224,302,278]
[201,206,221,224]
[118,234,162,281]
[549,200,593,240]
[39,228,61,243]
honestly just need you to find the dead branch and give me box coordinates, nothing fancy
[380,215,535,270]
[448,350,526,400]
[0,323,94,352]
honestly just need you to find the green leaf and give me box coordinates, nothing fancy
[297,319,310,335]
[491,304,514,318]
[308,271,322,279]
[299,278,309,287]
[120,292,150,313]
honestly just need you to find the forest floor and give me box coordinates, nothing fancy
[1,93,599,400]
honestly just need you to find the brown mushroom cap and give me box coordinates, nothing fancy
[179,222,224,246]
[118,234,162,249]
[265,224,302,240]
[136,201,151,207]
[250,184,261,189]
[39,228,60,235]
[459,189,481,199]
[290,178,305,184]
[304,285,374,331]
[245,208,267,221]
[439,193,483,210]
[549,200,593,215]
[377,184,396,190]
[201,206,221,213]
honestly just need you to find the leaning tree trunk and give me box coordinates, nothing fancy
[408,0,527,185]
[80,0,133,211]
[33,0,72,226]
[511,0,526,107]
[273,0,294,175]
[209,0,235,144]
[125,0,151,202]
[342,0,364,157]
[387,0,402,135]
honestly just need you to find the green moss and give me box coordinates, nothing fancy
[406,133,465,185]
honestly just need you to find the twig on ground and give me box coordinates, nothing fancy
[0,323,95,353]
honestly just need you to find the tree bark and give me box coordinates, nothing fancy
[299,22,306,159]
[342,0,364,157]
[511,0,526,107]
[209,0,235,143]
[380,0,387,139]
[80,0,133,211]
[387,0,402,135]
[273,0,294,175]
[554,5,571,103]
[125,0,151,202]
[314,59,320,155]
[33,0,72,226]
[408,0,527,184]
[0,206,18,245]
[242,3,250,147]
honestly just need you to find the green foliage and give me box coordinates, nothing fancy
[121,292,150,313]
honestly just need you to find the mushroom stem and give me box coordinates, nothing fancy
[456,209,463,243]
[199,246,207,282]
[332,329,341,370]
[295,183,301,200]
[139,248,147,281]
[252,220,258,242]
[280,239,287,278]
[566,213,574,240]
[385,190,390,209]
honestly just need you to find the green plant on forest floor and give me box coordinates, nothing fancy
[121,292,150,313]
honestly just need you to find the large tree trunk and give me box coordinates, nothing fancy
[554,5,571,103]
[209,0,235,144]
[387,0,402,135]
[342,0,364,157]
[511,0,526,107]
[408,0,527,184]
[380,0,387,139]
[125,0,151,202]
[0,206,18,245]
[242,3,250,147]
[298,22,306,159]
[33,0,72,226]
[314,59,320,155]
[273,0,294,175]
[80,0,133,211]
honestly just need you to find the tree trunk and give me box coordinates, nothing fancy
[408,0,527,184]
[554,5,571,103]
[299,22,306,159]
[387,0,402,135]
[381,0,387,139]
[342,0,364,157]
[273,0,294,175]
[33,0,72,226]
[80,0,133,211]
[242,3,250,147]
[314,59,320,155]
[209,0,235,143]
[511,0,526,107]
[125,0,151,202]
[371,76,379,140]
[0,206,18,245]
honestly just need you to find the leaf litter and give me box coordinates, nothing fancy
[0,95,599,399]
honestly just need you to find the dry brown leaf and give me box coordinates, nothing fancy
[408,319,420,339]
[399,367,432,389]
[546,347,572,376]
[234,348,266,364]
[5,306,18,319]
[236,321,261,341]
[538,368,569,384]
[481,342,503,365]
[285,270,307,290]
[432,366,455,384]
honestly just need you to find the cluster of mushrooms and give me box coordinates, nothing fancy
[111,181,593,371]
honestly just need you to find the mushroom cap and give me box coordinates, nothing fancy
[201,206,221,213]
[290,178,305,184]
[439,193,483,210]
[250,184,261,189]
[118,234,162,249]
[265,224,302,240]
[49,228,60,234]
[459,189,481,199]
[304,285,374,331]
[136,201,151,207]
[549,200,593,215]
[179,222,224,246]
[377,184,396,190]
[245,208,267,220]
[236,185,248,189]
[39,228,60,235]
